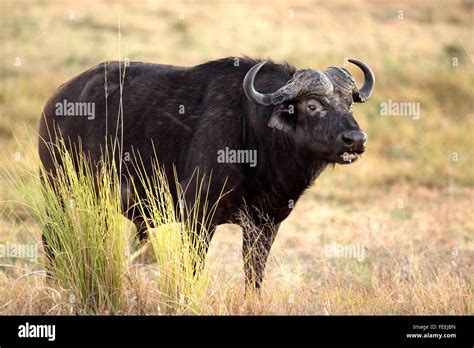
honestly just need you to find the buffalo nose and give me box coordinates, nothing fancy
[339,130,367,153]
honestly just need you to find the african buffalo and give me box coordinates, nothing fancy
[39,57,374,289]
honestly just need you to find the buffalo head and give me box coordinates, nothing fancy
[243,59,375,164]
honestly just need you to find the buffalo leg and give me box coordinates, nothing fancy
[130,214,149,243]
[40,172,62,279]
[190,223,217,276]
[120,180,150,243]
[42,231,55,280]
[179,174,220,275]
[242,222,280,291]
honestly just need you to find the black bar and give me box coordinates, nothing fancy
[0,315,472,346]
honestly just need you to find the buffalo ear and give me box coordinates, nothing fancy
[267,103,297,132]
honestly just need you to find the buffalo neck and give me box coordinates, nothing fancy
[243,108,328,209]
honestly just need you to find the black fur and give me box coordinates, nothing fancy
[38,57,366,289]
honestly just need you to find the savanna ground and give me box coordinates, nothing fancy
[0,0,472,314]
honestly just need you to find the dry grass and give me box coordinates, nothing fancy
[0,0,472,314]
[1,168,471,314]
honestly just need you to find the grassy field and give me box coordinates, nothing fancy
[0,0,472,314]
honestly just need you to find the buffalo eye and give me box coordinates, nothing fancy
[305,98,325,116]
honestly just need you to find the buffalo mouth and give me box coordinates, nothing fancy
[336,150,362,164]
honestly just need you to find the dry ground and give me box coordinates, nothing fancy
[0,172,471,314]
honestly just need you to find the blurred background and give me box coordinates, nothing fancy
[0,0,472,314]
